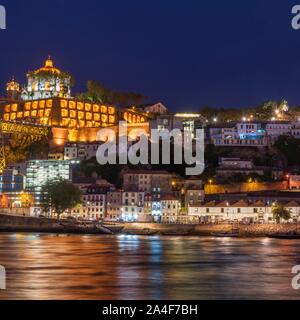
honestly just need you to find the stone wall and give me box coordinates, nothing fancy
[205,181,287,194]
[124,222,299,237]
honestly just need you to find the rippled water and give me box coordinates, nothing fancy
[0,233,300,300]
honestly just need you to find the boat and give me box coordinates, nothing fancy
[161,229,192,236]
[211,232,239,238]
[267,232,300,239]
[212,225,239,238]
[102,224,124,234]
[125,228,157,236]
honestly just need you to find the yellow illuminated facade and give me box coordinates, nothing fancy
[2,98,116,128]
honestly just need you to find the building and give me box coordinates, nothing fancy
[121,191,145,222]
[26,160,78,204]
[21,56,71,101]
[292,122,300,139]
[6,76,21,100]
[151,113,205,137]
[123,170,178,195]
[161,195,181,223]
[288,175,300,190]
[70,184,111,220]
[187,200,300,223]
[0,168,24,192]
[218,157,254,169]
[135,102,169,115]
[265,122,292,141]
[215,157,268,179]
[106,191,123,220]
[2,56,151,147]
[209,122,267,147]
[48,150,64,160]
[64,142,100,160]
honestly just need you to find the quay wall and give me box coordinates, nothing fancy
[124,222,300,236]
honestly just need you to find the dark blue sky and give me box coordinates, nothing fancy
[0,0,300,111]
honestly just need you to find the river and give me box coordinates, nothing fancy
[0,233,299,300]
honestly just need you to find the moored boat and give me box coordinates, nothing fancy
[161,229,192,236]
[125,228,157,236]
[267,232,300,239]
[211,232,239,238]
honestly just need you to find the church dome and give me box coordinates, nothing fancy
[33,55,62,75]
[6,76,20,92]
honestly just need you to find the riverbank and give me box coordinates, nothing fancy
[0,213,299,237]
[0,214,114,234]
[123,222,300,237]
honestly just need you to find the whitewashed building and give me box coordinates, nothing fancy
[188,200,300,223]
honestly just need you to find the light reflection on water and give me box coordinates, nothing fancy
[0,233,299,300]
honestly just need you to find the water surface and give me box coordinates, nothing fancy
[0,233,299,300]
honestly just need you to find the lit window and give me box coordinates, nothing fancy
[101,106,107,113]
[70,119,77,127]
[85,104,91,111]
[61,109,68,117]
[39,100,45,108]
[25,102,31,111]
[78,111,84,119]
[69,101,76,109]
[77,102,84,110]
[60,100,68,108]
[46,100,52,108]
[45,109,51,117]
[70,110,77,118]
[93,105,100,112]
[101,114,108,123]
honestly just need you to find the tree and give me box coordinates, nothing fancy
[272,203,291,224]
[76,80,147,106]
[41,179,82,220]
[274,135,300,166]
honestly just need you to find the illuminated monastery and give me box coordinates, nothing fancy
[2,56,150,146]
[21,56,71,100]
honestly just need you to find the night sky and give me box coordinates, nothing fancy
[0,0,300,111]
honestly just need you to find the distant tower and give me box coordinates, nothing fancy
[6,76,21,100]
[21,55,72,101]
